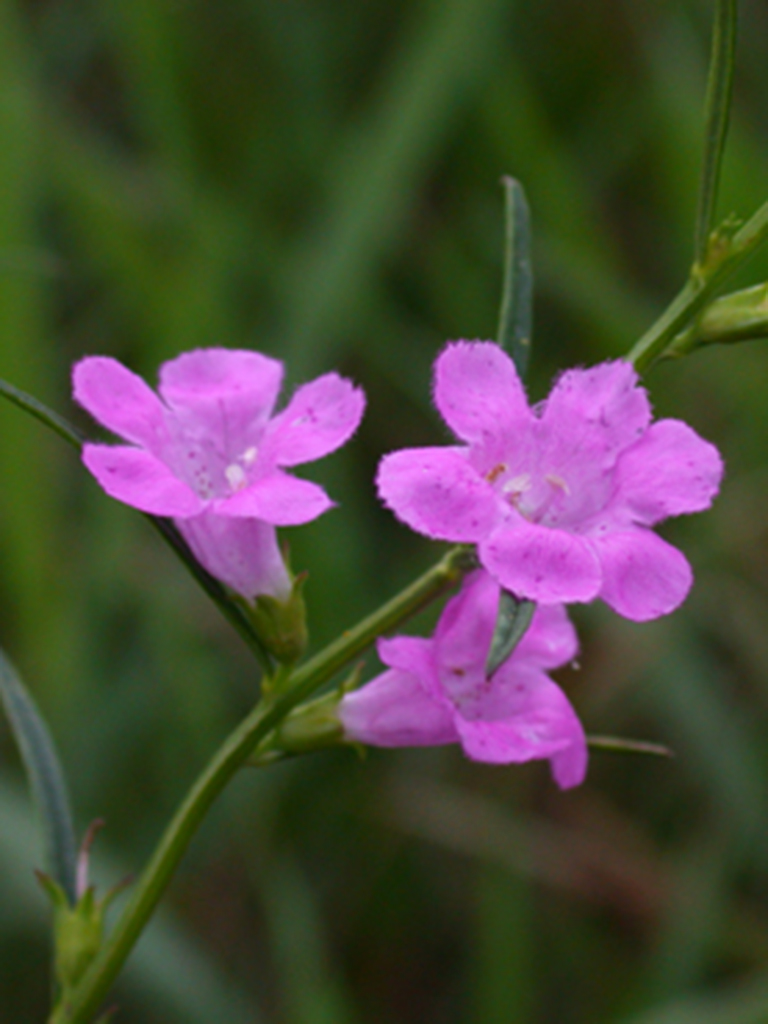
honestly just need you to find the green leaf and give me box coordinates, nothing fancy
[485,590,535,679]
[694,0,738,266]
[0,377,85,451]
[496,176,533,380]
[586,735,673,758]
[0,648,78,905]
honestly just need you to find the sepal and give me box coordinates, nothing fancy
[246,571,308,665]
[44,878,104,995]
[40,821,131,1004]
[273,691,345,753]
[250,673,362,765]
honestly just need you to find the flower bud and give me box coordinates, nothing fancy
[666,283,768,358]
[38,821,130,1004]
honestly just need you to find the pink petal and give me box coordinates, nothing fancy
[339,669,458,748]
[612,419,724,526]
[434,341,531,444]
[158,348,284,455]
[454,675,586,773]
[481,520,602,603]
[594,528,693,621]
[177,513,291,600]
[550,741,588,789]
[434,572,498,700]
[377,635,438,695]
[214,472,332,525]
[260,373,366,467]
[82,444,203,517]
[377,447,500,542]
[514,604,578,670]
[542,361,651,462]
[73,357,167,453]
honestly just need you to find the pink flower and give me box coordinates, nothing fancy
[73,348,365,601]
[339,572,587,788]
[377,342,723,621]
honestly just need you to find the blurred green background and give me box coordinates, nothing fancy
[2,0,768,1020]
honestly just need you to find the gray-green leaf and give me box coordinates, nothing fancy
[0,649,77,904]
[485,590,536,678]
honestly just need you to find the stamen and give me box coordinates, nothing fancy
[502,473,531,496]
[242,446,258,466]
[225,464,248,492]
[545,473,570,495]
[485,463,508,484]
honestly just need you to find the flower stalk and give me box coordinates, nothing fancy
[48,544,473,1023]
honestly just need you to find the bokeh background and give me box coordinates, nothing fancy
[2,0,768,1020]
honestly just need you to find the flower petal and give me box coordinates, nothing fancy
[542,360,651,458]
[514,603,578,670]
[612,418,724,526]
[73,357,167,452]
[82,444,203,517]
[377,447,500,542]
[215,472,332,525]
[550,740,588,789]
[261,373,366,467]
[594,528,693,621]
[434,341,531,444]
[433,572,498,701]
[481,520,602,603]
[339,669,458,748]
[377,636,437,689]
[454,673,586,778]
[177,513,291,600]
[159,348,284,456]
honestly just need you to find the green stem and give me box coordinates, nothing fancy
[49,545,473,1023]
[694,0,738,265]
[626,199,768,371]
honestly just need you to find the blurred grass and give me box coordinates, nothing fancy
[2,0,768,1020]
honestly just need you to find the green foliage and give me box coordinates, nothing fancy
[2,0,768,1020]
[0,649,77,904]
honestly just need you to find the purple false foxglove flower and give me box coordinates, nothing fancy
[73,348,365,602]
[377,342,723,621]
[339,572,586,788]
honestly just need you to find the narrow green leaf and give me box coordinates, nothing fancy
[496,176,533,379]
[485,590,535,679]
[0,649,78,905]
[694,0,738,266]
[586,735,674,758]
[0,377,85,450]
